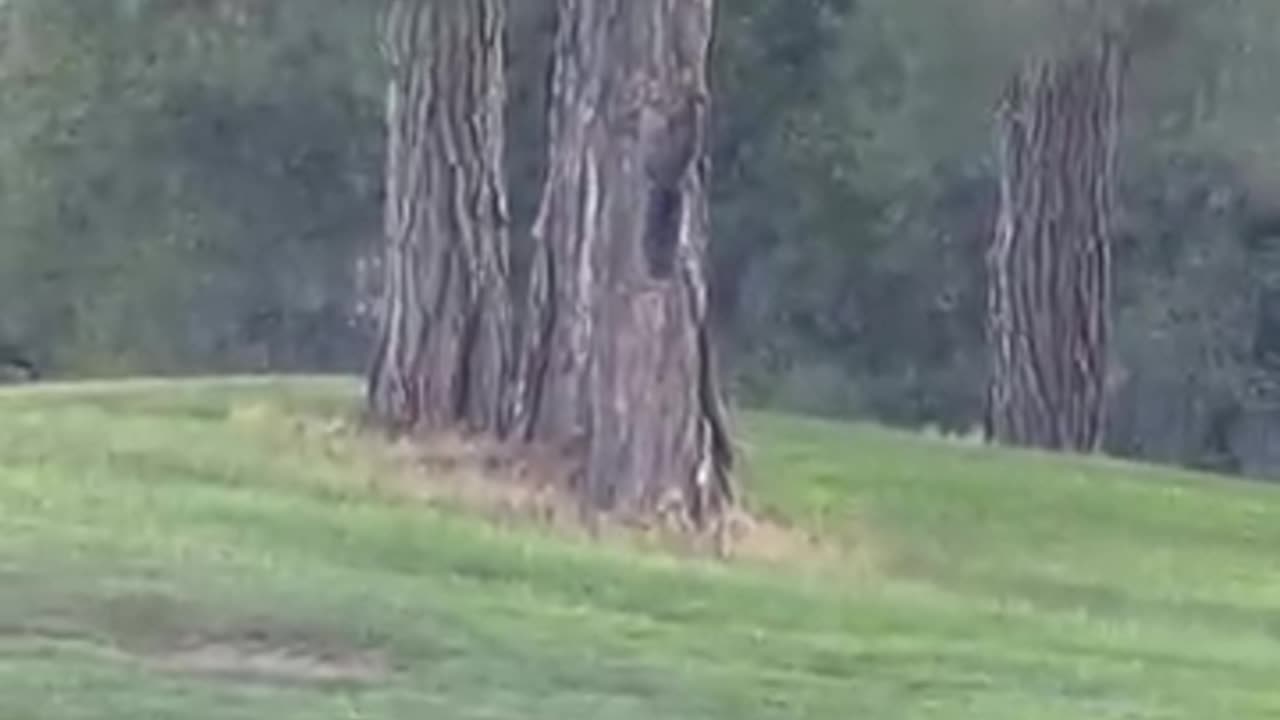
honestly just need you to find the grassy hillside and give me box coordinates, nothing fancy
[1,377,1278,718]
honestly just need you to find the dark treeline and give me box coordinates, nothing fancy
[5,0,1280,478]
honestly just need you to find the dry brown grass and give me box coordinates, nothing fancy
[355,424,880,577]
[148,634,391,684]
[240,400,880,577]
[0,605,392,686]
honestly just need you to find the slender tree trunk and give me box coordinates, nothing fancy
[367,0,513,435]
[985,34,1126,452]
[516,0,734,527]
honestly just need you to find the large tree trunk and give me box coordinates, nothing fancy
[367,0,513,435]
[985,35,1126,452]
[516,0,734,528]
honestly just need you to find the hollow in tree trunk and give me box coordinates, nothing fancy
[516,0,735,528]
[985,35,1126,452]
[367,0,513,435]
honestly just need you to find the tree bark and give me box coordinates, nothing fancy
[367,0,513,435]
[516,0,734,527]
[985,34,1126,452]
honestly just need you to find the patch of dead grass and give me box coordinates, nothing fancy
[147,633,391,684]
[232,403,883,577]
[0,591,394,687]
[356,425,884,578]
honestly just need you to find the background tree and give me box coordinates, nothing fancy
[516,0,734,527]
[366,0,514,434]
[984,33,1126,451]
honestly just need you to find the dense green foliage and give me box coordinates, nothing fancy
[6,0,1280,474]
[0,0,382,374]
[2,377,1279,717]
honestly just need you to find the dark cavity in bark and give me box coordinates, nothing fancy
[514,0,735,528]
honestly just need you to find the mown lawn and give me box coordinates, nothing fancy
[0,377,1278,718]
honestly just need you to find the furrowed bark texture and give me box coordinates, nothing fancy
[516,0,735,526]
[368,0,513,434]
[985,36,1125,452]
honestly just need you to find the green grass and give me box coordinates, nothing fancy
[1,376,1279,718]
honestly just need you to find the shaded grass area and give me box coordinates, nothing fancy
[1,376,1279,718]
